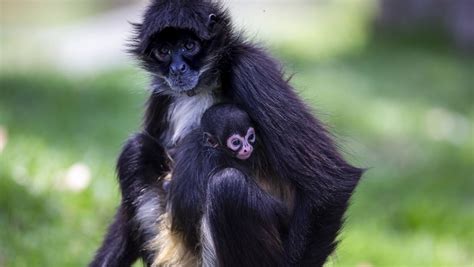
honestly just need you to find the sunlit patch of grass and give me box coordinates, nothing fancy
[0,69,146,266]
[329,227,473,266]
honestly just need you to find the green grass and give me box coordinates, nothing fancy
[1,38,473,266]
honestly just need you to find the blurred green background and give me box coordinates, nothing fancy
[0,0,473,266]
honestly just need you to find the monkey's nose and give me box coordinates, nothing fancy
[170,63,187,75]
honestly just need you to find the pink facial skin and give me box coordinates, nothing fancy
[226,128,255,160]
[237,140,253,160]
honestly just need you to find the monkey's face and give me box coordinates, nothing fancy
[147,29,214,95]
[226,127,256,160]
[202,104,256,160]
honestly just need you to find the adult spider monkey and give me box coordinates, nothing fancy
[90,1,363,266]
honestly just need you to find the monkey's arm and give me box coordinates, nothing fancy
[168,131,214,249]
[203,168,288,267]
[90,133,169,267]
[89,204,139,267]
[228,44,363,265]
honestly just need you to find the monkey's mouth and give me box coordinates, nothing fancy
[237,152,252,160]
[185,89,197,97]
[166,72,200,96]
[177,85,199,97]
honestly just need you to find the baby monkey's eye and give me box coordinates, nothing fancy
[246,128,256,143]
[227,135,243,151]
[248,134,255,142]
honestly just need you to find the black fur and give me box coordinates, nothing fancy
[90,1,363,266]
[89,205,139,267]
[167,104,324,267]
[205,168,288,267]
[168,104,288,267]
[90,131,170,266]
[227,44,364,265]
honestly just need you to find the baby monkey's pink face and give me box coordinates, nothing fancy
[226,127,256,160]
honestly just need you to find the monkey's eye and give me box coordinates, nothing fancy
[248,133,255,143]
[154,46,170,61]
[227,135,243,151]
[246,128,256,143]
[159,46,170,55]
[184,40,196,51]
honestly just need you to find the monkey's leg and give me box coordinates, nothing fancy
[202,168,288,267]
[90,133,169,267]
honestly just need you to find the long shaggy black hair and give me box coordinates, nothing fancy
[90,1,363,266]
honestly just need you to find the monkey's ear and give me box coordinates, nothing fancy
[208,13,218,29]
[203,132,219,148]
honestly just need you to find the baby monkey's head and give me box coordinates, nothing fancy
[201,104,256,160]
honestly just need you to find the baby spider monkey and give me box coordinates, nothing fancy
[201,104,257,161]
[160,103,257,192]
[154,103,288,267]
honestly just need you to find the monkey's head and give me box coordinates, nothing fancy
[201,104,256,160]
[130,0,231,96]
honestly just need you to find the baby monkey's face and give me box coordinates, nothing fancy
[226,127,256,160]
